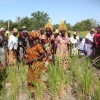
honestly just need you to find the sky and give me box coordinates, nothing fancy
[0,0,100,25]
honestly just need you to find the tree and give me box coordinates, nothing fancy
[73,19,92,31]
[31,11,50,30]
[66,23,72,31]
[90,18,100,28]
[53,24,59,31]
[0,20,6,28]
[20,17,33,31]
[83,19,92,30]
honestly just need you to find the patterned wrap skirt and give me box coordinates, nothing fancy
[27,61,44,89]
[0,47,6,64]
[7,50,17,66]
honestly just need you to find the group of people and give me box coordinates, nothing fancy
[0,19,100,91]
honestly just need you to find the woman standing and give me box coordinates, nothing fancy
[43,20,55,68]
[0,28,8,67]
[55,20,69,70]
[25,30,45,90]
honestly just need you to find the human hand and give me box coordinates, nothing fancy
[27,60,34,65]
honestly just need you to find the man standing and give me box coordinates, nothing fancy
[70,32,79,55]
[78,36,85,57]
[93,26,100,57]
[86,28,95,58]
[8,28,18,66]
[86,28,95,43]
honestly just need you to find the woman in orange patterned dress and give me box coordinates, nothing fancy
[25,30,45,90]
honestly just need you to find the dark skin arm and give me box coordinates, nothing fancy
[27,52,45,65]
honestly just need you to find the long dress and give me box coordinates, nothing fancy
[55,35,69,70]
[43,35,55,68]
[25,43,45,89]
[0,35,7,65]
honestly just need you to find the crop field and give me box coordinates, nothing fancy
[0,56,100,100]
[0,31,100,100]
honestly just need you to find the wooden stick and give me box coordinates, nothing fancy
[90,58,100,66]
[79,55,89,62]
[92,56,100,62]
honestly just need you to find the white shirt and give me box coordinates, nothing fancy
[70,36,79,44]
[86,33,94,42]
[78,39,85,50]
[8,35,18,50]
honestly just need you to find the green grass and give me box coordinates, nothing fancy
[70,31,89,37]
[0,31,100,100]
[0,56,99,100]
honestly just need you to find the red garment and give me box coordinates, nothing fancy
[19,32,23,36]
[94,33,100,46]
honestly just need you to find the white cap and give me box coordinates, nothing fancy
[55,29,59,34]
[32,30,35,32]
[74,32,77,34]
[91,28,95,32]
[13,28,18,33]
[6,30,9,34]
[1,27,5,31]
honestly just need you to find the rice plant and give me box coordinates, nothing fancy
[47,62,60,100]
[0,53,100,100]
[33,80,46,100]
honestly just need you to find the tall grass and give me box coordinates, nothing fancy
[0,54,100,100]
[34,80,46,100]
[47,63,60,100]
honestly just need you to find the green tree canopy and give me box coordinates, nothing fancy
[73,19,93,31]
[31,11,50,30]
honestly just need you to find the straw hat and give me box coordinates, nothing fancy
[58,20,67,31]
[22,26,26,29]
[45,19,53,31]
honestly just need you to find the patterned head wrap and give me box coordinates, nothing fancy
[29,30,40,39]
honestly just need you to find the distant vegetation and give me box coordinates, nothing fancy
[0,11,99,31]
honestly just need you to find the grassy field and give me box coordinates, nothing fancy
[0,31,100,100]
[71,31,89,37]
[0,56,100,100]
